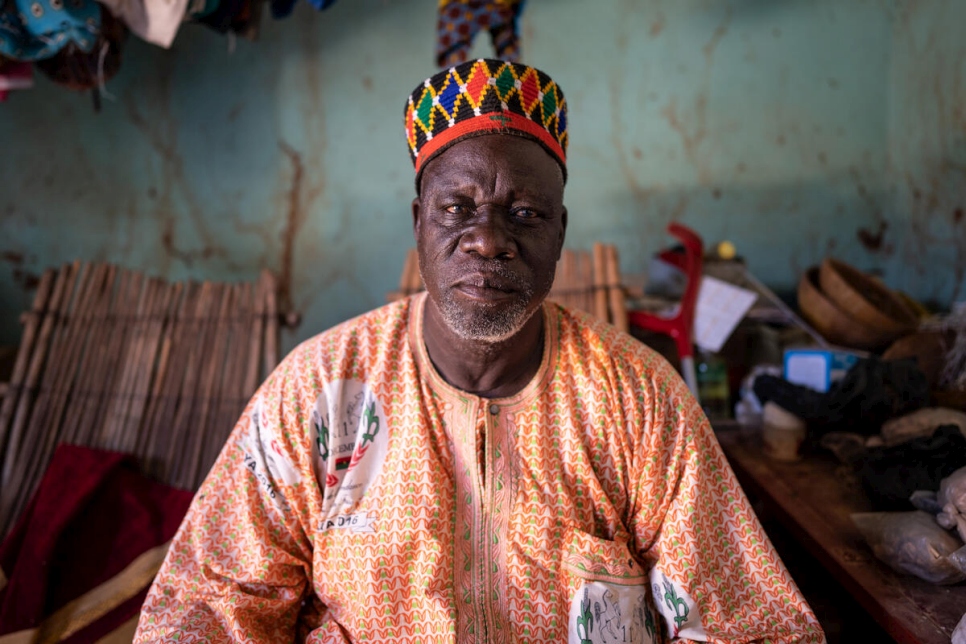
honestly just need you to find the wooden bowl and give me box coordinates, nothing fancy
[798,267,895,350]
[819,258,918,337]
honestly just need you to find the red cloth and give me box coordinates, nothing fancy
[0,445,193,641]
[0,60,33,102]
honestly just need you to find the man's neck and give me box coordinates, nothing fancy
[421,300,546,399]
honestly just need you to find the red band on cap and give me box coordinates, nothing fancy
[413,110,566,175]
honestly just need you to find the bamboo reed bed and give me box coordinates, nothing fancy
[387,245,629,330]
[386,248,423,302]
[0,263,280,538]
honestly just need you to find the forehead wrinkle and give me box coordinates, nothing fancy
[426,167,488,194]
[428,165,560,208]
[422,137,564,205]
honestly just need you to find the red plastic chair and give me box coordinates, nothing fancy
[628,223,704,396]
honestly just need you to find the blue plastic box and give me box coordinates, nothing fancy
[783,348,862,393]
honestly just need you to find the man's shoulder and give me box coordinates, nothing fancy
[551,302,675,378]
[283,297,413,372]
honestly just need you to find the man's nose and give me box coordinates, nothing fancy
[458,208,516,259]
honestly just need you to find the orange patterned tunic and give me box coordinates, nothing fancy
[135,293,825,643]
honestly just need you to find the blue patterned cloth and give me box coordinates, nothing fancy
[0,0,100,62]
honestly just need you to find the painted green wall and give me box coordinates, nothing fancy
[0,0,962,350]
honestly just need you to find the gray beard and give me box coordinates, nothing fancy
[437,288,536,343]
[426,263,547,344]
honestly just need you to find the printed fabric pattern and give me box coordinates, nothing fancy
[435,0,525,68]
[0,0,99,61]
[135,293,825,643]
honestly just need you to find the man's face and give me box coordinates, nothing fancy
[412,135,567,343]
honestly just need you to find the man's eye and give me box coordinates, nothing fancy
[514,208,538,219]
[445,204,468,215]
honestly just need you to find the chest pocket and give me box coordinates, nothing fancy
[562,528,660,644]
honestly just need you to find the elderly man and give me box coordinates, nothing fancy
[136,59,824,643]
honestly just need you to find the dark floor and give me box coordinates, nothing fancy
[755,508,895,643]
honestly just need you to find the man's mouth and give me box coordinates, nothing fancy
[453,274,517,300]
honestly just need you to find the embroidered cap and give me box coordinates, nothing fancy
[404,58,568,185]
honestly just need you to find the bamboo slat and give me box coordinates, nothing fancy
[606,245,629,333]
[555,250,573,310]
[263,270,279,376]
[245,275,266,397]
[103,272,153,452]
[399,249,416,299]
[69,264,119,448]
[0,270,53,474]
[90,270,142,446]
[0,264,74,532]
[203,284,249,484]
[124,280,170,457]
[388,249,424,302]
[15,263,88,501]
[52,264,103,446]
[59,264,111,446]
[181,283,232,489]
[569,249,580,311]
[207,283,245,479]
[168,281,216,489]
[12,264,92,522]
[99,270,143,450]
[145,281,196,484]
[0,264,72,481]
[139,282,184,478]
[578,251,592,315]
[592,243,610,323]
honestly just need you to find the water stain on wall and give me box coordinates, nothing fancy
[277,142,307,317]
[1,252,39,290]
[889,0,966,301]
[662,97,710,184]
[857,221,888,252]
[123,61,231,271]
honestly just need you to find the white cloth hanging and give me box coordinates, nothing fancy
[97,0,189,48]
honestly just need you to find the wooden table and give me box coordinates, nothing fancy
[715,425,965,644]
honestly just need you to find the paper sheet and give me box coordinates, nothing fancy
[693,275,758,353]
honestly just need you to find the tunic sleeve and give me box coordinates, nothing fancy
[631,367,826,644]
[134,363,316,643]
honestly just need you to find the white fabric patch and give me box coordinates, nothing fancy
[650,568,707,641]
[312,380,389,524]
[239,397,301,510]
[319,512,377,534]
[568,581,656,644]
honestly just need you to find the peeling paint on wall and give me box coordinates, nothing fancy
[887,0,966,305]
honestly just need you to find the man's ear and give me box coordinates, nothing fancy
[556,206,568,260]
[411,197,421,241]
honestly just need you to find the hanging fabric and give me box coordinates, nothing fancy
[0,0,101,61]
[269,0,335,22]
[192,0,264,42]
[0,57,33,101]
[34,9,125,111]
[435,0,525,68]
[96,0,189,48]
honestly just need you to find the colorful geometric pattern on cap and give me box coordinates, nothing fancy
[405,58,568,178]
